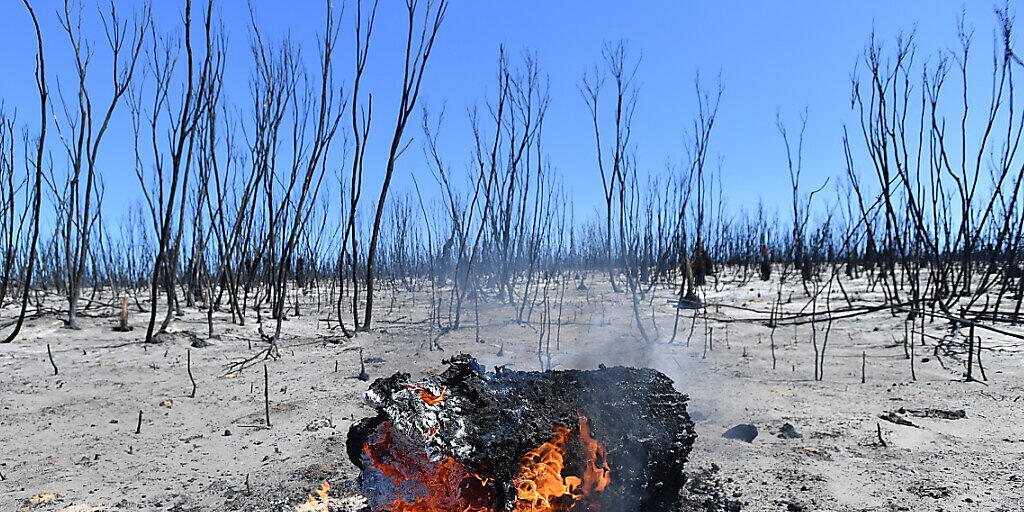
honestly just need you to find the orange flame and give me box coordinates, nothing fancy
[512,426,579,512]
[364,417,611,512]
[512,417,611,512]
[295,482,332,512]
[577,417,611,494]
[403,385,447,405]
[419,388,446,405]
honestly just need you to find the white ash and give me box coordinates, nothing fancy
[364,379,475,461]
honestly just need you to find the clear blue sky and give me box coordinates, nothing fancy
[0,1,1005,222]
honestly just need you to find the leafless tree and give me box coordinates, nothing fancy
[362,0,448,331]
[132,0,223,343]
[2,0,48,343]
[50,0,149,329]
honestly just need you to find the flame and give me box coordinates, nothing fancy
[512,425,579,512]
[577,417,611,494]
[295,482,332,512]
[404,385,447,405]
[362,417,610,512]
[512,417,611,512]
[419,388,446,405]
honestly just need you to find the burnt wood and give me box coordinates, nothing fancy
[347,355,696,512]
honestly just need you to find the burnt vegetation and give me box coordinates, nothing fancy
[1,1,1022,386]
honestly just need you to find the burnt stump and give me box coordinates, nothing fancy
[347,355,697,512]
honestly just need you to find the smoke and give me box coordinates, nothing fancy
[458,274,737,438]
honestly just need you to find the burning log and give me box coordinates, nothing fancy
[346,355,696,512]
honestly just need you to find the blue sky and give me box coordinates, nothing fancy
[0,1,1006,223]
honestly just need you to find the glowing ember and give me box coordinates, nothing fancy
[403,385,447,405]
[418,388,446,405]
[295,482,332,512]
[362,417,610,512]
[364,423,491,512]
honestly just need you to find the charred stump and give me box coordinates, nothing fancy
[347,355,696,512]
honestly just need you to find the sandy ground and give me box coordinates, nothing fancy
[1,271,1022,511]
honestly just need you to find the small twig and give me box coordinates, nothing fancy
[223,345,274,375]
[910,338,916,381]
[47,344,58,376]
[876,422,886,447]
[187,349,197,398]
[966,324,975,382]
[135,410,143,435]
[976,336,988,381]
[861,351,866,384]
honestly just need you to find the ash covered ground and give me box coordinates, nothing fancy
[1,272,1022,511]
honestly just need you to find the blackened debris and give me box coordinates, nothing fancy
[777,423,802,439]
[897,408,966,420]
[722,424,759,443]
[879,411,919,428]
